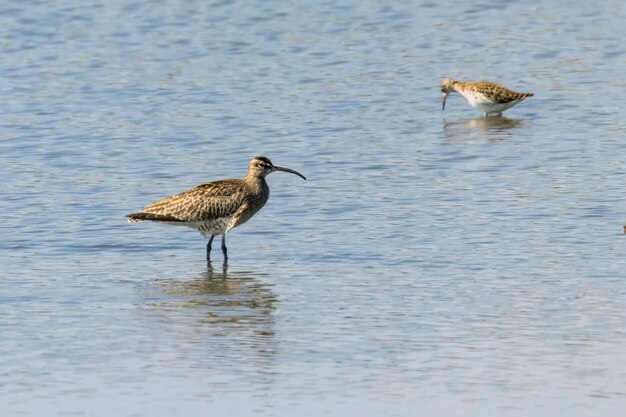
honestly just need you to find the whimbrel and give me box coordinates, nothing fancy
[127,156,306,262]
[441,78,533,116]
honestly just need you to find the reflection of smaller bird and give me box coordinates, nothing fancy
[444,115,524,132]
[623,224,626,234]
[127,156,306,262]
[441,78,533,116]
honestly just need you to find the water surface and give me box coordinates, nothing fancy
[1,1,626,416]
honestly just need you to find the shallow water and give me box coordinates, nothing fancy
[1,1,625,416]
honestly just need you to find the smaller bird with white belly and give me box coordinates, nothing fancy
[127,156,306,263]
[441,78,533,117]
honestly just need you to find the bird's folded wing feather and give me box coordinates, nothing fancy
[141,180,246,222]
[472,82,526,103]
[226,201,250,232]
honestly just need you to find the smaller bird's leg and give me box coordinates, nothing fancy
[221,234,228,260]
[206,235,215,262]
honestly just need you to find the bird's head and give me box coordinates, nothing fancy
[441,78,456,110]
[248,156,306,180]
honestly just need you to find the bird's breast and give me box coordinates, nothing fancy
[192,218,232,237]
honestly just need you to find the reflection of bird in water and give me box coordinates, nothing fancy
[153,265,277,325]
[444,115,525,132]
[143,266,278,374]
[127,156,306,263]
[441,78,533,116]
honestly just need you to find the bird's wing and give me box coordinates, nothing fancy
[226,201,250,232]
[138,180,246,222]
[473,81,531,103]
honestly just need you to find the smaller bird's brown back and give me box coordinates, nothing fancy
[457,80,534,103]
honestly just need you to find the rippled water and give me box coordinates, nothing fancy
[1,1,625,416]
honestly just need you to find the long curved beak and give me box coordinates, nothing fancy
[273,165,306,180]
[442,92,448,110]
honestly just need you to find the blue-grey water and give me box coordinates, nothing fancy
[1,1,625,416]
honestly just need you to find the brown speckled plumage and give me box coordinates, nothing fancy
[127,156,306,262]
[441,78,533,116]
[128,179,266,229]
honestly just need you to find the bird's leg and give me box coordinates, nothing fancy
[221,234,228,260]
[206,235,215,263]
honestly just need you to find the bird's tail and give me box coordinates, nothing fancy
[515,92,534,100]
[126,212,183,222]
